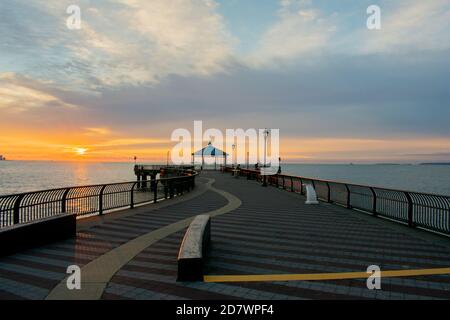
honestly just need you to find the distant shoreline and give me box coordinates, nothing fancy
[420,162,450,166]
[2,160,450,166]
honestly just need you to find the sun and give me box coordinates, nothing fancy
[74,147,88,156]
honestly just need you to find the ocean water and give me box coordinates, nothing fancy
[282,164,450,196]
[0,161,136,195]
[0,161,449,196]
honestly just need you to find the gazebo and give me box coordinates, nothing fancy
[192,142,228,170]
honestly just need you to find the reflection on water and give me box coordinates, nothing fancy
[73,162,89,185]
[0,161,136,195]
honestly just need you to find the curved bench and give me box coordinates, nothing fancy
[177,214,211,281]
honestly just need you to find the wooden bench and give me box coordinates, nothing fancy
[177,214,211,281]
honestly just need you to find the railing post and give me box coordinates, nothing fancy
[153,180,158,203]
[282,176,285,189]
[290,177,294,192]
[13,194,24,225]
[143,175,148,190]
[169,180,174,198]
[405,192,414,228]
[326,182,331,203]
[61,188,70,213]
[370,187,377,216]
[299,178,303,195]
[130,183,136,209]
[164,183,168,199]
[345,184,351,208]
[99,185,106,215]
[137,174,141,189]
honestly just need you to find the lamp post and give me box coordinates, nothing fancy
[277,156,281,174]
[201,147,204,170]
[246,151,249,169]
[134,156,137,165]
[262,128,270,187]
[232,144,236,167]
[166,151,170,167]
[223,152,227,173]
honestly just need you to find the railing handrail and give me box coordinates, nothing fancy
[0,172,198,199]
[135,164,194,170]
[233,167,450,198]
[223,165,450,236]
[0,169,199,228]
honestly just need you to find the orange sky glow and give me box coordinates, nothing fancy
[1,126,449,164]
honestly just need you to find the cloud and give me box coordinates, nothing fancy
[83,127,112,136]
[92,138,170,148]
[1,0,448,163]
[242,0,450,67]
[243,0,336,67]
[2,0,449,91]
[280,137,450,163]
[0,73,78,112]
[359,0,450,54]
[78,0,236,87]
[0,0,236,91]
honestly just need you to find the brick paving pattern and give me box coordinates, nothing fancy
[1,172,449,300]
[0,187,226,299]
[104,172,450,300]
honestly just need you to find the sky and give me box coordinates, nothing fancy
[0,0,449,163]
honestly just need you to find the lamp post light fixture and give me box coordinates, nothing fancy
[262,128,270,187]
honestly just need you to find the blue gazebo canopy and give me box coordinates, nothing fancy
[192,142,228,157]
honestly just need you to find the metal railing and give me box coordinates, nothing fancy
[223,166,450,236]
[134,164,195,172]
[0,171,197,229]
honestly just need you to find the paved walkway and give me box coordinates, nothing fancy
[0,172,449,300]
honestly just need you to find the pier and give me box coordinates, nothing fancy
[134,165,195,189]
[0,168,449,300]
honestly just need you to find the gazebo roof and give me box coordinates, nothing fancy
[192,142,228,156]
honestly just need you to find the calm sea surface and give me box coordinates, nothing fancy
[0,161,136,195]
[0,161,449,196]
[282,164,450,196]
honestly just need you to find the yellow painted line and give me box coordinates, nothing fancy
[204,267,450,283]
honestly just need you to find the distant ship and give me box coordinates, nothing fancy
[0,155,5,160]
